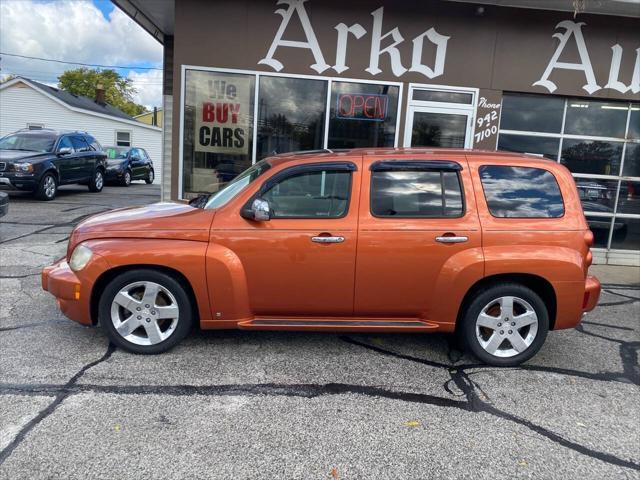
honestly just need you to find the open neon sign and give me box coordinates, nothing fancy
[337,93,388,121]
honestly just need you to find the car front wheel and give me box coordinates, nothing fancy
[460,283,549,366]
[89,169,104,192]
[121,169,132,187]
[35,172,57,200]
[99,269,193,354]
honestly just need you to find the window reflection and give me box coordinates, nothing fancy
[561,139,623,176]
[370,170,462,217]
[497,134,559,160]
[585,216,612,248]
[610,217,640,250]
[411,112,467,148]
[617,180,640,215]
[257,77,327,159]
[500,94,564,133]
[565,99,628,138]
[479,166,564,218]
[576,179,618,213]
[328,82,398,148]
[628,105,640,140]
[623,143,640,178]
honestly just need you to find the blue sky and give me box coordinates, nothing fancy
[0,0,163,108]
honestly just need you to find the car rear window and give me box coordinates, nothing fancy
[479,165,564,218]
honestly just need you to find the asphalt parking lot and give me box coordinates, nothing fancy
[0,183,639,479]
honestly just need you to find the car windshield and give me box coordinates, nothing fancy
[205,160,271,209]
[0,133,56,152]
[105,147,130,159]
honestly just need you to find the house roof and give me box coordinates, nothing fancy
[21,78,136,121]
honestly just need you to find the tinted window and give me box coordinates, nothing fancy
[565,99,628,138]
[497,134,559,160]
[479,166,564,218]
[262,169,351,218]
[71,136,90,152]
[561,139,623,176]
[629,105,640,140]
[500,94,564,133]
[105,147,129,159]
[371,170,463,218]
[257,76,327,159]
[85,136,102,151]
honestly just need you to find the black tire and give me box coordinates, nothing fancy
[35,172,57,200]
[88,169,104,192]
[460,283,549,367]
[145,168,154,184]
[99,269,194,354]
[121,169,132,187]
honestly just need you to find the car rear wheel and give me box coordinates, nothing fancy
[460,283,549,366]
[88,169,104,192]
[35,172,57,200]
[99,269,193,354]
[145,169,154,184]
[121,169,132,187]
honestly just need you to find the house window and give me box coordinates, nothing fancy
[116,131,131,147]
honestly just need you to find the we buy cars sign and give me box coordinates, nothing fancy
[194,73,251,155]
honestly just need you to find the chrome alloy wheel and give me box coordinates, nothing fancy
[124,171,131,185]
[44,175,56,198]
[95,171,104,189]
[148,170,154,182]
[110,281,179,346]
[475,296,538,358]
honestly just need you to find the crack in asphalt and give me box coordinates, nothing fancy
[0,344,116,465]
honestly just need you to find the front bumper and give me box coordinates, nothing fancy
[41,254,109,326]
[104,168,125,181]
[0,174,37,190]
[583,275,601,312]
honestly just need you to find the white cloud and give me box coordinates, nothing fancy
[0,0,163,107]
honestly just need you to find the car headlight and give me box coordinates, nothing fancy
[69,244,93,271]
[14,163,33,173]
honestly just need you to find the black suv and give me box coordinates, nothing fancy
[0,129,107,200]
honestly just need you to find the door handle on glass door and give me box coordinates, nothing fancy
[435,235,468,244]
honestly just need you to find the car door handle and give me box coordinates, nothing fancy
[311,236,345,244]
[435,235,469,244]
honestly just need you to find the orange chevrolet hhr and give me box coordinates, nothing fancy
[42,149,601,366]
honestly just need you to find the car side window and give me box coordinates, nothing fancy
[131,148,141,160]
[71,136,90,153]
[479,165,564,218]
[262,169,352,219]
[370,165,464,218]
[57,136,74,152]
[85,136,102,151]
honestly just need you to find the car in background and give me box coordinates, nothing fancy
[0,191,8,217]
[0,129,106,200]
[104,146,155,186]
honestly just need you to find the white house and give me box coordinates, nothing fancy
[0,77,163,183]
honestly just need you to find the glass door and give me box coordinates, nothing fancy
[403,85,477,149]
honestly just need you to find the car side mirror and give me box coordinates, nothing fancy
[58,147,72,156]
[241,198,271,221]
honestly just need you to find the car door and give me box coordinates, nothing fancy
[140,149,152,177]
[129,148,144,178]
[70,136,94,181]
[353,156,482,319]
[54,136,77,183]
[210,160,362,317]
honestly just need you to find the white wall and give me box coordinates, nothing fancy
[0,82,162,183]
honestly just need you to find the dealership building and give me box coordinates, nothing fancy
[114,0,640,265]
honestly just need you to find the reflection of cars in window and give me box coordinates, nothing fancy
[103,146,155,186]
[0,129,106,200]
[42,149,601,367]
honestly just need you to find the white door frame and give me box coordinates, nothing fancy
[404,84,478,149]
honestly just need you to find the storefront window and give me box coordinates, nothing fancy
[500,94,564,133]
[622,143,640,178]
[328,81,399,149]
[561,139,623,176]
[585,215,612,248]
[575,179,618,213]
[617,180,640,215]
[183,69,255,197]
[564,99,628,138]
[497,134,559,160]
[610,217,640,251]
[628,105,640,140]
[257,77,327,159]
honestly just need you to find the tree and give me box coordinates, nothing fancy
[57,68,147,117]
